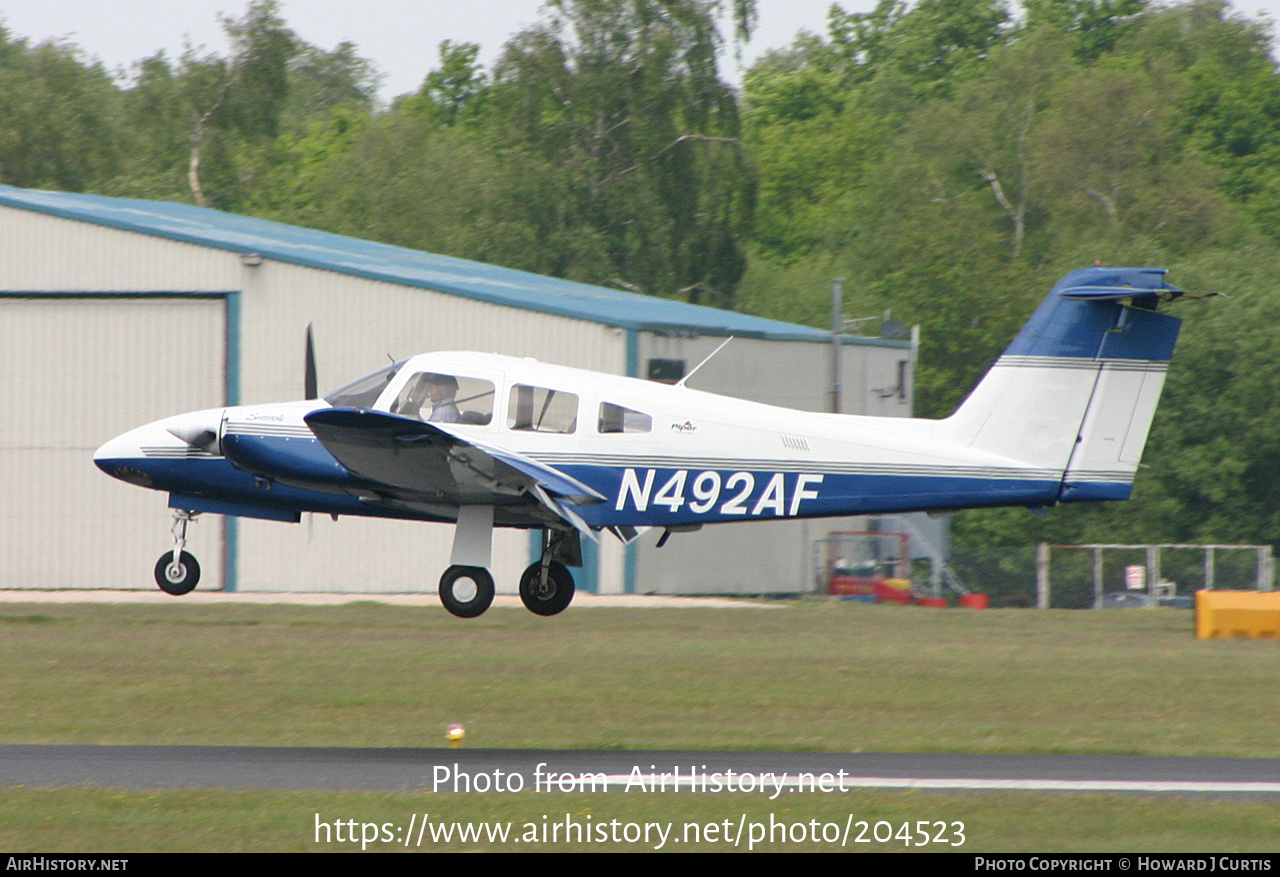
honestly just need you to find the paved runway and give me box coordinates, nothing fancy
[2,746,1279,797]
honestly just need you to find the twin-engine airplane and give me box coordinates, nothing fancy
[95,266,1191,617]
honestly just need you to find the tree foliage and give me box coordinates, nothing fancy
[484,0,757,302]
[0,29,124,190]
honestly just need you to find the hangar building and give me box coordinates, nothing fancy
[0,184,915,595]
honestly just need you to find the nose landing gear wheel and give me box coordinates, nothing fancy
[154,551,200,595]
[439,565,495,618]
[519,560,575,616]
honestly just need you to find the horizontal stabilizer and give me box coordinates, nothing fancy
[1059,285,1177,301]
[1056,267,1183,305]
[1061,285,1219,304]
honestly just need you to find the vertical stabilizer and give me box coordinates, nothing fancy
[937,267,1184,502]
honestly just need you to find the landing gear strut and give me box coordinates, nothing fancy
[155,510,200,595]
[436,508,580,618]
[518,529,577,616]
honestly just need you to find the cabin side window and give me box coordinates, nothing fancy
[598,402,652,434]
[507,385,578,434]
[392,373,495,425]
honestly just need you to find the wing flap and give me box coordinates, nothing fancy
[448,431,605,504]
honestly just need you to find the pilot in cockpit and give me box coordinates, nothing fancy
[424,374,461,423]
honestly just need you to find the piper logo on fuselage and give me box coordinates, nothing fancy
[616,468,823,517]
[671,421,697,433]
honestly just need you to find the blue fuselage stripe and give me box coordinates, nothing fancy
[1058,481,1133,502]
[562,466,1066,525]
[103,434,1132,529]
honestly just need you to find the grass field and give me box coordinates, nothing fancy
[0,598,1277,851]
[4,786,1280,852]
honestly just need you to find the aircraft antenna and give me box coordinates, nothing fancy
[676,336,733,388]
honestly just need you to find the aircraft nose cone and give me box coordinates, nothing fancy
[94,425,157,486]
[93,408,225,486]
[94,429,140,466]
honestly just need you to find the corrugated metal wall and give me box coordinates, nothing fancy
[641,334,913,417]
[0,207,238,291]
[0,297,225,588]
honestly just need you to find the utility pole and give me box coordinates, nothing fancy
[831,278,844,414]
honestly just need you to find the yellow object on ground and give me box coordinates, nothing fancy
[1195,590,1280,639]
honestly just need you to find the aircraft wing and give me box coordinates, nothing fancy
[303,408,605,531]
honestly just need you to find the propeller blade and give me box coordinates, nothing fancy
[304,323,318,400]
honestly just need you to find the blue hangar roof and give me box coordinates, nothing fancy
[0,184,902,346]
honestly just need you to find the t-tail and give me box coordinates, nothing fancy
[938,267,1188,504]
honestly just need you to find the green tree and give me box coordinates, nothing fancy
[283,40,381,126]
[487,0,758,303]
[0,29,125,190]
[1024,0,1149,61]
[1167,1,1280,238]
[109,51,191,199]
[218,0,297,140]
[420,41,489,126]
[113,1,378,210]
[827,0,1012,96]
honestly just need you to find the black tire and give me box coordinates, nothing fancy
[519,560,575,616]
[154,551,200,595]
[439,565,495,618]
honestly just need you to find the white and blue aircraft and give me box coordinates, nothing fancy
[95,266,1191,617]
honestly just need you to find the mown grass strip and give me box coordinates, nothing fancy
[2,786,1279,852]
[0,602,1273,756]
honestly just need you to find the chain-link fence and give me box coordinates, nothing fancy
[813,531,911,585]
[946,543,1274,609]
[948,546,1041,607]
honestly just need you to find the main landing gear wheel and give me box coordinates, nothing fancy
[154,551,200,595]
[439,565,495,618]
[519,560,575,616]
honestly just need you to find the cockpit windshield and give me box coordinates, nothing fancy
[323,360,406,409]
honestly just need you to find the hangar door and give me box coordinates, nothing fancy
[0,297,226,589]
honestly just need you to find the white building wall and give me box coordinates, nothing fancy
[0,206,238,291]
[232,259,626,404]
[642,334,913,417]
[0,297,225,589]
